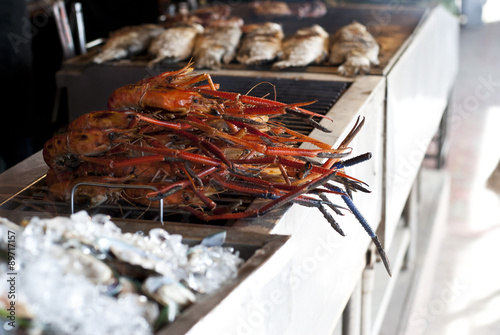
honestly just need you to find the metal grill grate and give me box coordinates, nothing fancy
[0,178,256,225]
[212,75,348,134]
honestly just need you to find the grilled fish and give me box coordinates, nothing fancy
[249,1,292,17]
[193,19,243,69]
[329,22,379,76]
[294,1,327,18]
[163,4,232,28]
[273,25,329,69]
[236,22,283,65]
[148,23,204,66]
[249,1,326,18]
[93,24,165,64]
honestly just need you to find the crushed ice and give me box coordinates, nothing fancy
[0,211,244,334]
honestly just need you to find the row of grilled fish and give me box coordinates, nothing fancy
[249,0,327,19]
[92,21,379,77]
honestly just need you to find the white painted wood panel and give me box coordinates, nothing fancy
[253,77,386,335]
[385,6,459,248]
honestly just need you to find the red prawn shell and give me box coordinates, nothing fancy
[68,110,138,131]
[107,85,213,115]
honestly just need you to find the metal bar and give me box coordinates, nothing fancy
[342,278,362,335]
[72,2,87,54]
[86,38,105,49]
[70,182,164,224]
[402,176,419,271]
[361,265,375,335]
[52,0,75,59]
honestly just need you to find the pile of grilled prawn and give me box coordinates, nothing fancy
[43,64,391,275]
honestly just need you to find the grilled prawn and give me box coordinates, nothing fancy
[43,65,392,276]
